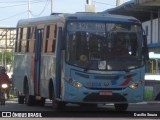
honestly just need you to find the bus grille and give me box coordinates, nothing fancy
[94,75,119,80]
[75,72,89,78]
[86,87,126,90]
[83,93,127,102]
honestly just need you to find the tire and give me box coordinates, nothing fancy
[80,103,97,108]
[155,92,160,100]
[114,103,128,111]
[18,95,25,104]
[24,83,35,106]
[52,98,65,110]
[51,86,65,110]
[35,98,45,106]
[1,99,5,105]
[1,92,5,105]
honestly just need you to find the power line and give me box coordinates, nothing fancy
[93,1,116,7]
[0,11,28,21]
[0,0,45,3]
[30,0,50,17]
[0,0,49,22]
[0,0,46,9]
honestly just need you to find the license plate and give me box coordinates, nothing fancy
[99,91,112,96]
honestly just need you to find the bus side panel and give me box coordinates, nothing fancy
[13,53,34,95]
[39,54,56,98]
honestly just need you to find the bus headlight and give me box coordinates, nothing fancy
[64,77,82,88]
[72,81,82,88]
[1,83,8,89]
[129,80,143,89]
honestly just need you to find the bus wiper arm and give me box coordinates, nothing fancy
[122,68,130,73]
[84,62,93,72]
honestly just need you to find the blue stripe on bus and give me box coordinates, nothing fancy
[55,27,62,98]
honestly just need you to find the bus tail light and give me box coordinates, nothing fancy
[129,80,143,89]
[64,77,82,88]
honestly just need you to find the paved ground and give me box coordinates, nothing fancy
[0,98,159,119]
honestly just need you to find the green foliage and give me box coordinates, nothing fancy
[0,50,13,65]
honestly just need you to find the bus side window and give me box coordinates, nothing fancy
[48,24,57,53]
[26,27,31,52]
[52,25,57,52]
[18,28,23,52]
[21,27,27,53]
[15,40,17,52]
[15,28,21,52]
[29,27,36,53]
[43,24,57,53]
[43,25,50,53]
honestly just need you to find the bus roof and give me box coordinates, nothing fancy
[17,12,141,26]
[64,13,140,23]
[17,15,65,26]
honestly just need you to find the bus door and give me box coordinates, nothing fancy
[34,28,43,95]
[55,27,63,98]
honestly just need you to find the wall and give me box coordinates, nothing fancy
[142,18,159,44]
[135,0,155,4]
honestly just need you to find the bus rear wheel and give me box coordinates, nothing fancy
[35,98,45,106]
[24,83,35,106]
[80,103,97,108]
[18,95,25,104]
[114,103,128,111]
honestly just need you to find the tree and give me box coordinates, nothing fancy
[0,50,13,66]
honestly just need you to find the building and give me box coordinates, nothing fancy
[116,0,124,6]
[103,0,160,53]
[0,27,16,50]
[85,0,96,12]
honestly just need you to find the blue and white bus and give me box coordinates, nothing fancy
[13,13,148,111]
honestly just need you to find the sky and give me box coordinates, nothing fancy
[0,0,130,27]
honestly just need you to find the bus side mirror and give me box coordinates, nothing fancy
[143,35,149,60]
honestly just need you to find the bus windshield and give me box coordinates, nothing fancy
[66,22,143,71]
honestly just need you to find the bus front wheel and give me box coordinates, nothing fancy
[114,103,128,111]
[52,98,65,110]
[52,87,65,110]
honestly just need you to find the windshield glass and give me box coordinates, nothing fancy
[66,22,143,71]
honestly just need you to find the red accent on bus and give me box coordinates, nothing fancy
[120,76,132,86]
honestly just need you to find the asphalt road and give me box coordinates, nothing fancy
[0,98,159,119]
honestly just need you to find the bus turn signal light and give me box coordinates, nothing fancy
[129,80,143,89]
[64,77,82,88]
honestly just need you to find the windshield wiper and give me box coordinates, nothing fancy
[84,61,93,72]
[122,69,130,73]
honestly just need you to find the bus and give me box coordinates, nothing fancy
[13,13,148,111]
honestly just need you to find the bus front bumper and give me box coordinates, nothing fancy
[62,81,144,104]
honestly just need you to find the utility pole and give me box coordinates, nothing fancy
[116,0,124,6]
[51,0,53,14]
[28,0,30,18]
[85,0,96,12]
